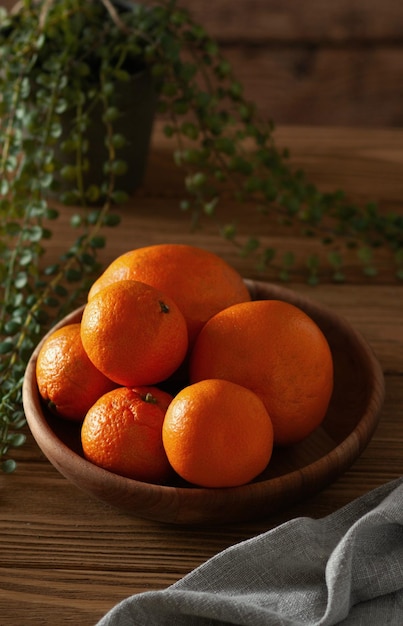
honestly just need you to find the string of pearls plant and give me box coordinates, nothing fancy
[0,0,402,471]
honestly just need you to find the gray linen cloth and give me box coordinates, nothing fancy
[96,477,403,625]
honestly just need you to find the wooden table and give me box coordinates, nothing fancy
[1,123,402,625]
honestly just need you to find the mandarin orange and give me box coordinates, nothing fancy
[162,379,274,488]
[190,300,334,446]
[36,323,116,421]
[87,244,251,346]
[80,279,188,386]
[81,385,174,483]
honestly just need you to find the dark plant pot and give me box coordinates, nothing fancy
[55,68,157,201]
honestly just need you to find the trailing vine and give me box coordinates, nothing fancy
[0,0,402,470]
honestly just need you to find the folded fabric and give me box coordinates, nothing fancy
[96,477,403,626]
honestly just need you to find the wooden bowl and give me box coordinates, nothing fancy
[23,280,385,524]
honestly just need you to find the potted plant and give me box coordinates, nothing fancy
[0,0,402,471]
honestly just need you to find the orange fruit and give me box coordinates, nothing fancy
[36,323,116,421]
[81,386,174,483]
[87,244,251,346]
[190,300,334,447]
[80,279,188,386]
[162,379,274,488]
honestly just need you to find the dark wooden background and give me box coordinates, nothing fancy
[2,0,403,127]
[179,1,403,128]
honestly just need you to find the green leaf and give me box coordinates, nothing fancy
[357,246,373,264]
[85,185,101,203]
[103,107,120,123]
[60,165,77,181]
[70,214,83,228]
[60,191,81,206]
[113,69,131,82]
[65,268,82,282]
[61,138,79,153]
[5,222,21,236]
[240,237,260,257]
[0,179,9,195]
[50,121,62,138]
[257,247,276,271]
[110,191,128,205]
[282,251,295,268]
[222,224,237,240]
[180,121,199,140]
[203,197,218,215]
[164,124,174,138]
[90,236,106,249]
[215,136,235,156]
[215,59,232,78]
[87,210,101,225]
[14,272,28,289]
[229,81,243,99]
[45,208,59,220]
[2,459,17,474]
[103,212,122,226]
[0,340,14,355]
[7,433,26,447]
[19,249,34,266]
[327,251,343,268]
[111,160,128,176]
[53,284,68,297]
[45,296,60,307]
[55,98,68,114]
[4,320,21,334]
[80,253,96,267]
[185,172,207,192]
[110,134,127,149]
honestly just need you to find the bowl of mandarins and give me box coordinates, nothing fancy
[23,244,385,524]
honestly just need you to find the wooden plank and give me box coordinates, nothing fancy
[42,124,403,288]
[2,1,403,126]
[145,123,403,208]
[3,0,403,43]
[177,0,403,43]
[169,1,403,126]
[1,373,402,625]
[0,124,402,625]
[213,46,403,127]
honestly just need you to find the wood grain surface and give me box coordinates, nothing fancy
[1,0,403,126]
[0,122,402,624]
[175,0,403,127]
[1,1,402,622]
